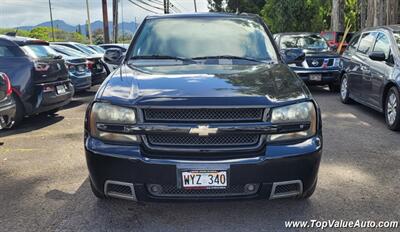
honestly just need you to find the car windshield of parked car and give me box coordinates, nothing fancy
[52,45,86,57]
[394,31,400,52]
[21,45,59,59]
[75,43,97,55]
[130,17,278,64]
[280,34,328,50]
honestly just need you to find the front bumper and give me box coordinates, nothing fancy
[0,96,16,129]
[293,69,341,85]
[85,135,322,202]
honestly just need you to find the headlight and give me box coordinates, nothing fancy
[268,102,317,142]
[89,102,138,143]
[333,58,340,67]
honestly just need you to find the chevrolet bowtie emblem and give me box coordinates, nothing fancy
[189,125,218,136]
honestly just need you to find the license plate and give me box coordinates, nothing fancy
[309,74,322,81]
[56,85,66,94]
[182,170,227,189]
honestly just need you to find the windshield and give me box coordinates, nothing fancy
[394,31,400,52]
[21,45,59,59]
[89,45,105,53]
[130,17,277,63]
[75,43,97,55]
[280,34,328,50]
[51,45,86,57]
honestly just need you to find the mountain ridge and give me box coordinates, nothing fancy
[16,20,138,35]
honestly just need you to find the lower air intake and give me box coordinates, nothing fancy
[270,180,303,199]
[104,180,137,201]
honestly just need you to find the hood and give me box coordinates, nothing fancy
[97,63,311,107]
[304,49,340,58]
[282,48,339,58]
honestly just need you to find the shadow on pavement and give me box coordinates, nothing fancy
[0,114,64,138]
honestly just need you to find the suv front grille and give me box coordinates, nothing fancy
[143,108,265,122]
[306,58,334,67]
[147,134,260,147]
[147,184,260,198]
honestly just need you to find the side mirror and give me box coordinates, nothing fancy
[281,49,306,65]
[369,51,386,62]
[104,48,124,65]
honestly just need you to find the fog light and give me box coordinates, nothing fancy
[150,184,162,194]
[245,184,256,192]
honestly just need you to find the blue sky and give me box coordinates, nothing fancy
[0,0,210,28]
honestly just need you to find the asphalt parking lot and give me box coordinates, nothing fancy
[0,86,399,232]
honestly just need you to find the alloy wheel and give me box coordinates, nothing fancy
[341,77,348,100]
[387,92,397,126]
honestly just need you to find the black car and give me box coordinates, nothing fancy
[340,26,400,130]
[274,32,342,92]
[50,44,92,91]
[0,35,74,126]
[98,44,129,53]
[52,42,108,85]
[85,13,322,202]
[0,72,15,129]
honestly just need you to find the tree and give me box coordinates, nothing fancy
[207,0,224,12]
[261,0,328,33]
[208,0,265,14]
[331,0,345,31]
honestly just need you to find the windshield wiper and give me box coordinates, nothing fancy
[191,55,264,63]
[130,55,194,63]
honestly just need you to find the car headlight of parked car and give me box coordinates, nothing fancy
[89,102,138,143]
[267,101,317,142]
[333,58,341,67]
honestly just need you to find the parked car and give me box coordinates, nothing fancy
[99,44,129,72]
[85,13,323,202]
[0,35,74,126]
[87,45,105,54]
[98,43,129,54]
[52,42,108,85]
[274,32,342,92]
[0,72,15,129]
[321,31,354,53]
[50,45,92,92]
[340,25,400,130]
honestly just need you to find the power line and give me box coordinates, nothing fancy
[127,0,161,14]
[137,0,164,11]
[147,0,164,7]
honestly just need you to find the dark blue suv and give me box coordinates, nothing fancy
[85,13,323,202]
[0,35,74,126]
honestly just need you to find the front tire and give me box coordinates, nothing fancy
[385,87,400,131]
[340,75,352,104]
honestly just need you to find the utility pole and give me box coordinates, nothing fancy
[193,0,197,12]
[48,0,55,41]
[102,0,110,43]
[164,0,170,14]
[113,0,119,43]
[86,0,92,44]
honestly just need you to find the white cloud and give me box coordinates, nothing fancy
[0,0,210,28]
